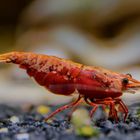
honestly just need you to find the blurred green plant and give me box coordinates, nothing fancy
[71,108,99,137]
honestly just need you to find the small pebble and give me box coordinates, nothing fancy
[15,133,29,140]
[0,128,8,133]
[36,105,50,115]
[76,125,99,137]
[10,116,20,123]
[99,120,113,129]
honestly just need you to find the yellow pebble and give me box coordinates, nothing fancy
[37,105,50,115]
[80,126,94,136]
[77,125,99,137]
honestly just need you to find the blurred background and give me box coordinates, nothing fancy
[0,0,140,106]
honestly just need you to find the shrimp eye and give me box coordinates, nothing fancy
[122,78,129,84]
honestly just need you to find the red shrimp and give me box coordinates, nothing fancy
[0,51,140,122]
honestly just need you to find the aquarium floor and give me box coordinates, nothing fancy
[0,104,140,140]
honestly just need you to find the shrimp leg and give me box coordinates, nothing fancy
[45,95,83,121]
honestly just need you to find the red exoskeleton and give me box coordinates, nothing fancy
[0,52,140,122]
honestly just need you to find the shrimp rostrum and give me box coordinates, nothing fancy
[0,51,140,122]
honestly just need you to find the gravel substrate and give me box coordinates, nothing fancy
[0,104,140,140]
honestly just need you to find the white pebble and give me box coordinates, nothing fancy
[0,128,8,133]
[16,133,29,140]
[10,116,20,123]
